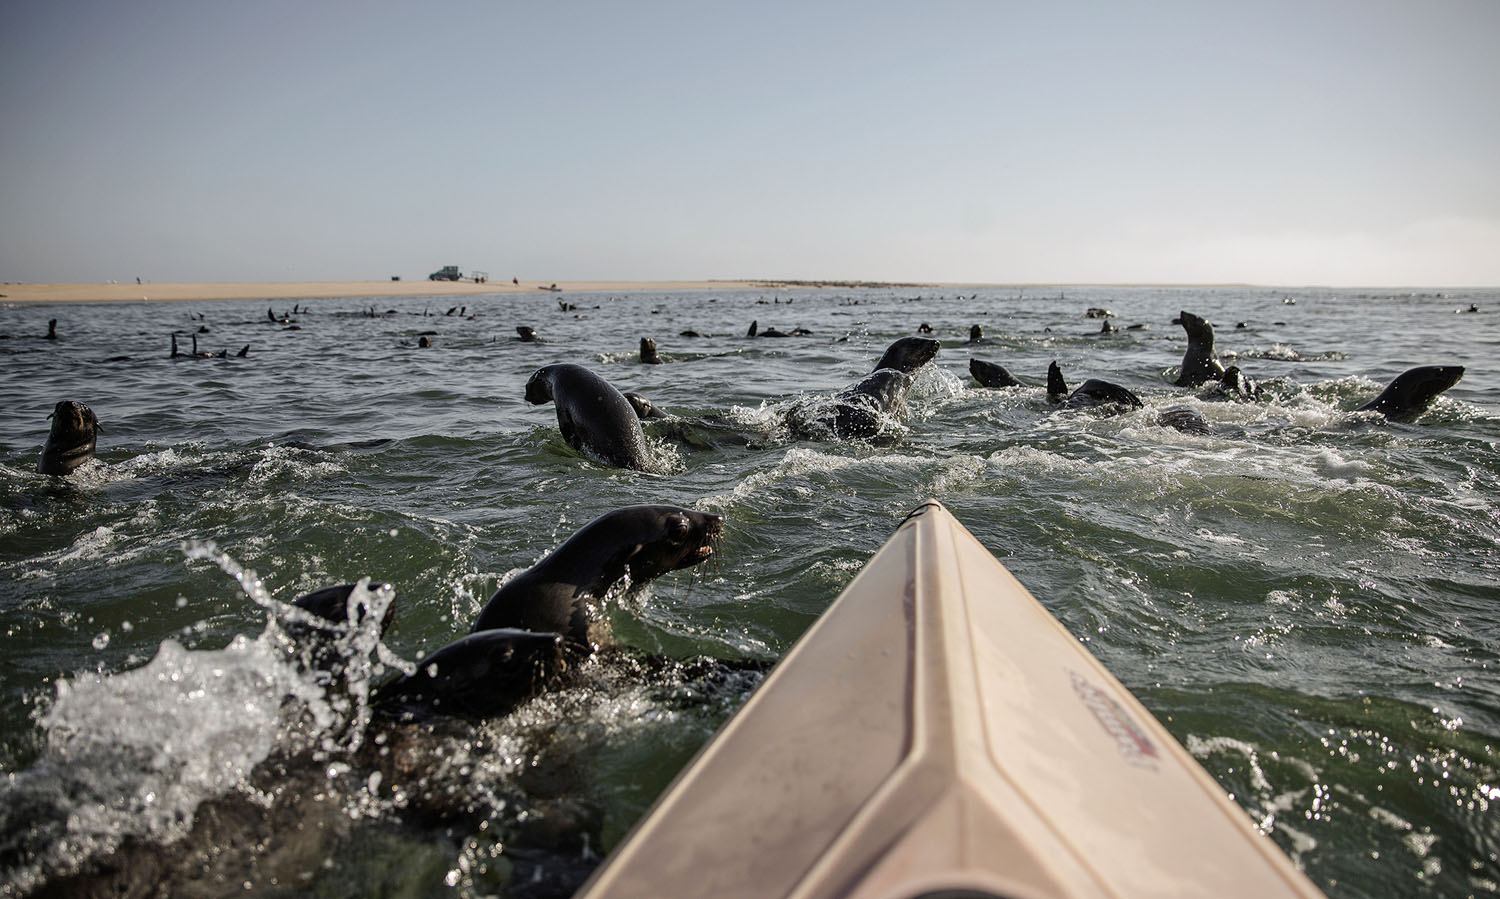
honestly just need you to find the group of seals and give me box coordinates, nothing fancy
[967,308,1464,426]
[1170,309,1464,420]
[170,332,249,359]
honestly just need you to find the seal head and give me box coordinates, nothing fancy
[970,358,1023,388]
[1356,365,1464,422]
[873,337,940,374]
[639,337,661,364]
[39,400,100,476]
[470,504,724,649]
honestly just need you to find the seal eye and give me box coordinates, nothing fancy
[667,515,690,543]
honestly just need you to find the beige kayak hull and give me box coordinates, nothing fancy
[578,500,1324,898]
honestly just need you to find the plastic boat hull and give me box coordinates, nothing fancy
[578,500,1325,898]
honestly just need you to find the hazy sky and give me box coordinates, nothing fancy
[2,1,1497,286]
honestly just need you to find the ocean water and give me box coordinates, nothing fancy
[1,285,1497,897]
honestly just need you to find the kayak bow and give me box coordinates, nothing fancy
[578,500,1324,898]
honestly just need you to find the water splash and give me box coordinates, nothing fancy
[0,543,408,895]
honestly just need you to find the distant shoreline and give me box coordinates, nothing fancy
[0,278,1292,305]
[0,280,776,305]
[7,279,1481,306]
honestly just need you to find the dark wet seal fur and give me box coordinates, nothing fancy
[280,582,396,686]
[372,629,568,721]
[622,391,668,420]
[639,337,661,364]
[38,400,100,476]
[873,336,940,374]
[1047,361,1068,401]
[797,337,940,440]
[1175,310,1226,387]
[1066,379,1143,410]
[525,363,650,470]
[970,358,1023,388]
[1046,362,1142,411]
[1158,406,1210,435]
[1210,365,1262,400]
[1356,365,1465,423]
[470,505,724,651]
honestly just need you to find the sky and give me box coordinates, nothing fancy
[2,1,1497,286]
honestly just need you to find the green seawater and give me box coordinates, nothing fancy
[2,286,1497,897]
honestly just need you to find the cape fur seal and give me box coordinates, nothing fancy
[525,364,651,470]
[470,504,724,651]
[639,337,661,364]
[1356,365,1464,422]
[1175,311,1226,387]
[1047,362,1143,411]
[38,400,100,476]
[793,337,940,440]
[970,358,1023,388]
[372,629,568,721]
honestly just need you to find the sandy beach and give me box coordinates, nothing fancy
[0,279,774,305]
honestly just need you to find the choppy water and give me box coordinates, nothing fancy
[1,285,1497,897]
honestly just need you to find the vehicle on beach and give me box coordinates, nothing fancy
[428,265,462,281]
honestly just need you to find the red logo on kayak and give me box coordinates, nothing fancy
[1069,670,1159,770]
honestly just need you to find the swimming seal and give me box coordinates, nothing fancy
[1157,406,1210,435]
[1047,362,1142,411]
[372,629,567,721]
[1356,365,1464,422]
[1175,310,1226,387]
[38,400,100,476]
[281,582,397,684]
[470,504,724,651]
[969,358,1023,388]
[826,370,916,439]
[639,337,661,364]
[792,337,940,440]
[873,336,941,373]
[622,391,668,420]
[1207,365,1261,400]
[525,363,651,470]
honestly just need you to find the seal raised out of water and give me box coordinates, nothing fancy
[1175,310,1226,387]
[525,363,650,470]
[639,337,661,364]
[470,504,724,651]
[873,336,941,374]
[38,400,100,476]
[1356,365,1465,422]
[798,337,940,440]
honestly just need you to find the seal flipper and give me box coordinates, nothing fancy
[1047,361,1068,401]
